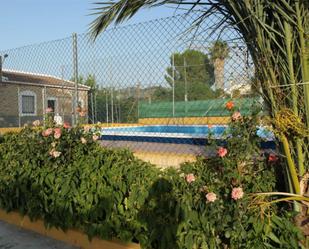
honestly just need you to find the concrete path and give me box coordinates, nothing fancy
[0,220,79,249]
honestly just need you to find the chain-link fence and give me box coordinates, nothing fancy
[0,12,269,167]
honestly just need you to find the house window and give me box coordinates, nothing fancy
[47,99,56,113]
[19,91,37,116]
[46,97,57,113]
[22,96,35,114]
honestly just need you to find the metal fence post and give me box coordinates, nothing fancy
[0,56,3,82]
[111,87,114,124]
[72,33,79,126]
[91,90,95,124]
[17,86,21,127]
[172,54,175,117]
[105,88,109,124]
[42,87,45,124]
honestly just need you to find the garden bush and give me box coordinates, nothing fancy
[0,111,305,248]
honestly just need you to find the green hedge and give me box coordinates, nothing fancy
[0,121,304,248]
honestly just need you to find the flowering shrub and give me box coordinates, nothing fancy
[160,104,303,249]
[0,107,304,248]
[0,123,159,243]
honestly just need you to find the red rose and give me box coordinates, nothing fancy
[268,153,278,163]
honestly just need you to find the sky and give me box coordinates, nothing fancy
[0,0,175,50]
[0,2,249,90]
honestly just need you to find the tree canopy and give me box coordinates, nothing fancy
[164,49,217,101]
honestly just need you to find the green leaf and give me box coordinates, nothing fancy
[267,232,281,245]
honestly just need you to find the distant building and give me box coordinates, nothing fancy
[224,82,252,96]
[0,70,90,127]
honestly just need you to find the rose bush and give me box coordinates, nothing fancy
[0,105,304,248]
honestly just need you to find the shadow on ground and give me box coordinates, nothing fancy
[0,220,78,249]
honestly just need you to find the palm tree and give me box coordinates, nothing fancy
[88,0,309,209]
[209,40,229,90]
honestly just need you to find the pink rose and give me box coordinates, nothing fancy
[232,111,241,121]
[206,192,217,202]
[46,107,53,113]
[54,128,62,139]
[42,128,53,137]
[79,111,86,117]
[231,187,244,200]
[217,147,228,157]
[185,173,196,183]
[63,122,71,129]
[81,137,87,144]
[32,120,41,127]
[92,134,99,141]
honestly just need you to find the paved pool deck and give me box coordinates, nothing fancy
[100,140,274,168]
[100,140,214,167]
[100,140,212,156]
[0,220,78,249]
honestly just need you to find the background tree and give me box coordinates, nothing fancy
[84,74,97,89]
[209,40,230,90]
[74,75,139,124]
[163,49,217,101]
[71,74,97,123]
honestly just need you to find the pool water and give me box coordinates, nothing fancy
[100,125,275,147]
[101,125,226,138]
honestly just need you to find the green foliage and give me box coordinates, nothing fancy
[0,125,159,241]
[163,49,218,101]
[209,41,230,61]
[0,111,304,248]
[171,111,302,248]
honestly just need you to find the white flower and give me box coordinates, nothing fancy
[49,148,61,158]
[81,137,87,144]
[32,120,40,127]
[92,134,99,141]
[84,125,91,133]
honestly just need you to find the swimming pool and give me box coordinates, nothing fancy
[100,125,275,148]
